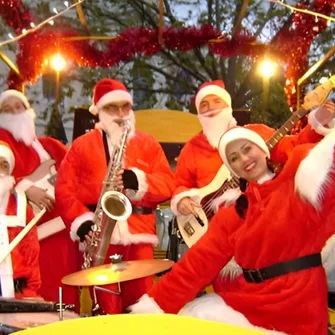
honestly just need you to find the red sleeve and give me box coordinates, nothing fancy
[148,206,239,313]
[173,143,197,196]
[38,137,67,169]
[55,140,90,228]
[132,137,176,204]
[271,125,322,164]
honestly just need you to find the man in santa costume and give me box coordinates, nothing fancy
[55,78,175,314]
[0,141,41,298]
[0,90,80,305]
[172,79,329,218]
[129,124,335,335]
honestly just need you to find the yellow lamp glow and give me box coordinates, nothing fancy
[50,53,66,72]
[258,59,277,78]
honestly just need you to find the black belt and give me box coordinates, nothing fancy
[242,253,321,284]
[0,278,27,296]
[86,204,154,215]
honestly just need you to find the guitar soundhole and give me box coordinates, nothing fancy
[184,222,195,236]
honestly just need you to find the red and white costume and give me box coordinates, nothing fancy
[0,90,80,305]
[0,142,41,298]
[131,128,335,335]
[169,80,323,293]
[55,79,175,313]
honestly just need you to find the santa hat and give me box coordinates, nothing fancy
[89,78,133,115]
[195,80,232,112]
[0,90,30,110]
[218,127,270,177]
[0,141,15,174]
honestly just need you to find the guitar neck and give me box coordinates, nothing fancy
[266,107,308,150]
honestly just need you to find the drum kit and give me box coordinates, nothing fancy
[0,258,174,334]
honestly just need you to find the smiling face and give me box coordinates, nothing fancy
[226,139,269,181]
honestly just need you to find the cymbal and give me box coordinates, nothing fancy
[62,259,174,286]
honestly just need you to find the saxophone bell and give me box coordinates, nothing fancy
[101,190,132,221]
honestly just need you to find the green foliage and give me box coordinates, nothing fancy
[3,0,334,132]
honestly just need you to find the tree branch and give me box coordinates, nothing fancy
[208,0,213,25]
[254,3,274,38]
[232,0,250,36]
[160,50,208,82]
[193,48,215,79]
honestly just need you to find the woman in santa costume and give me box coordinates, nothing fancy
[0,141,41,298]
[172,79,329,217]
[55,78,175,314]
[171,80,334,295]
[130,123,335,335]
[0,91,80,305]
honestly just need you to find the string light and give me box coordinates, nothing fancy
[53,8,58,14]
[0,0,84,48]
[30,22,35,28]
[269,0,335,23]
[64,1,69,7]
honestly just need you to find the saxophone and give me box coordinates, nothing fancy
[82,119,133,269]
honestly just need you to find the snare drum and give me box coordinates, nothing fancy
[0,311,79,334]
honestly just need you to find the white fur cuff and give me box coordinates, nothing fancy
[70,212,95,241]
[125,168,148,202]
[322,234,335,274]
[308,109,335,136]
[211,189,241,213]
[129,294,164,314]
[170,189,201,216]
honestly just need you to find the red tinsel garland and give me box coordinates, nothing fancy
[1,0,335,107]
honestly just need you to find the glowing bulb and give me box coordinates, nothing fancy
[8,33,13,38]
[49,20,54,25]
[258,59,277,78]
[53,8,58,14]
[319,77,328,84]
[64,1,69,7]
[30,22,35,28]
[22,29,27,34]
[50,54,66,72]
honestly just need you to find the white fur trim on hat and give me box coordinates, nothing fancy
[195,85,232,112]
[218,127,270,177]
[0,90,30,110]
[0,143,15,173]
[89,90,133,115]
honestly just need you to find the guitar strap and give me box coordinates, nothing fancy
[102,131,110,166]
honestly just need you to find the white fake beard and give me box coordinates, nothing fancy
[97,110,136,147]
[198,107,237,148]
[0,109,36,146]
[0,175,15,214]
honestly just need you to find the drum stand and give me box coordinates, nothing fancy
[91,254,123,315]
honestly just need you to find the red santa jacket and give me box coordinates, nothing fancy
[0,129,68,239]
[145,132,335,335]
[2,194,41,298]
[55,128,175,245]
[170,123,322,214]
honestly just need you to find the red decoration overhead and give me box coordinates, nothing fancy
[0,0,334,107]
